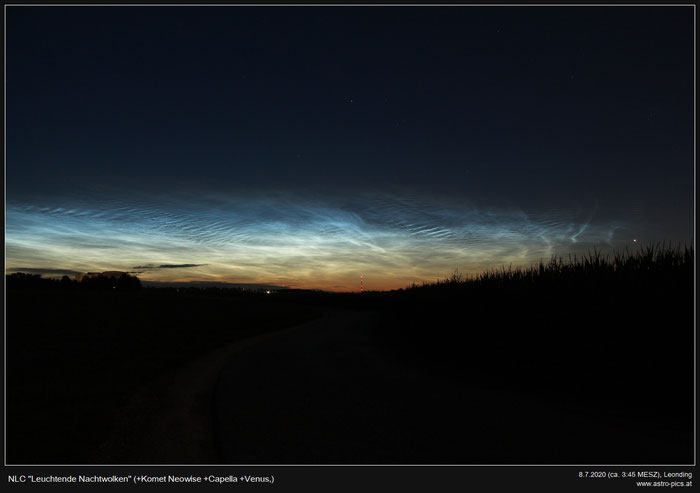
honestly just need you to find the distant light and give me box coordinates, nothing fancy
[266,290,271,294]
[633,238,638,242]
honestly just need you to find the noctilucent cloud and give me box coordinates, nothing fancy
[4,186,678,291]
[6,7,694,291]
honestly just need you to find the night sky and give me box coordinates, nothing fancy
[6,6,694,291]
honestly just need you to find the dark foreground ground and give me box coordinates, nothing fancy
[6,287,321,464]
[6,250,695,464]
[214,309,691,464]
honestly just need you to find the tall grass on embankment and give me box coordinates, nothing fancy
[377,244,693,415]
[408,243,692,294]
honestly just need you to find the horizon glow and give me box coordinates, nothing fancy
[5,189,644,292]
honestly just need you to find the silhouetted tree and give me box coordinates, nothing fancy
[7,272,51,289]
[60,275,75,288]
[116,273,141,291]
[78,273,141,291]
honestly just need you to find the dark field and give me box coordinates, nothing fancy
[6,287,321,464]
[367,246,694,463]
[379,246,694,406]
[5,245,695,464]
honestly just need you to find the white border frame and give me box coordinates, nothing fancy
[3,2,696,469]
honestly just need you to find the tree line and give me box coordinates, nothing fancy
[7,272,141,291]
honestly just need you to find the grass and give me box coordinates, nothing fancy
[407,243,693,291]
[375,243,693,423]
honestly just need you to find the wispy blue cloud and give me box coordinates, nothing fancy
[6,189,642,290]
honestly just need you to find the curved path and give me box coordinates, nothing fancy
[94,316,326,464]
[213,309,682,464]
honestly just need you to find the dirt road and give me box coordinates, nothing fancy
[213,309,688,464]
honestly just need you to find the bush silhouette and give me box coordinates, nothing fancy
[79,273,141,291]
[7,272,141,291]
